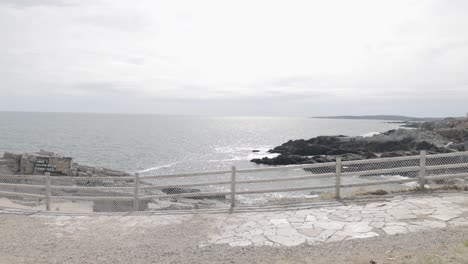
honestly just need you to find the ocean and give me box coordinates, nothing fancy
[0,112,399,175]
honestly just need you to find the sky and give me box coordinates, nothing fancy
[0,0,467,117]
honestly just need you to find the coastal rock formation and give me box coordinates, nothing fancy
[161,187,226,200]
[0,150,227,212]
[251,117,468,166]
[0,150,130,178]
[0,152,21,175]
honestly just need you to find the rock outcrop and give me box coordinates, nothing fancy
[251,117,468,166]
[0,150,130,178]
[0,151,228,212]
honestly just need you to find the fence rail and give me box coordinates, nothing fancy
[0,150,467,213]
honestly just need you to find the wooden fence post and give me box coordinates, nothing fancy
[229,166,236,213]
[335,158,342,200]
[418,151,426,189]
[45,172,51,211]
[134,173,140,212]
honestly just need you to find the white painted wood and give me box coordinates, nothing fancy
[134,173,140,212]
[342,155,420,165]
[50,186,134,190]
[0,175,46,180]
[230,166,236,213]
[50,176,134,181]
[45,172,51,211]
[335,158,342,199]
[0,183,45,189]
[138,151,468,180]
[236,163,335,174]
[418,151,427,189]
[340,178,417,188]
[0,191,46,199]
[426,162,468,170]
[235,173,334,185]
[140,180,231,190]
[424,151,468,158]
[425,173,468,181]
[235,184,335,195]
[141,191,232,200]
[140,170,232,180]
[341,166,420,177]
[1,149,468,208]
[53,196,135,201]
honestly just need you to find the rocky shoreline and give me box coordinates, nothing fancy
[0,149,131,178]
[251,117,468,166]
[0,150,228,212]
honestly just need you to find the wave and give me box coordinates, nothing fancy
[209,147,279,162]
[214,146,270,153]
[361,131,381,137]
[137,163,177,173]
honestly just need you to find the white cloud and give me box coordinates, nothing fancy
[0,0,468,115]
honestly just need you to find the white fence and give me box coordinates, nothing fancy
[0,151,467,213]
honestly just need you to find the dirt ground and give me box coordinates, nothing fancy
[0,212,467,264]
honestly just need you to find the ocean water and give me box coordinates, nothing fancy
[0,112,399,175]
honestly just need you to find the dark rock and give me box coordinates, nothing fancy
[380,152,406,158]
[161,187,226,200]
[382,129,397,135]
[311,156,335,163]
[19,154,36,175]
[447,143,466,151]
[366,189,388,195]
[435,128,468,143]
[251,126,456,166]
[161,204,193,210]
[93,199,150,212]
[399,121,422,129]
[252,150,260,153]
[251,154,314,166]
[37,149,54,156]
[161,187,201,194]
[3,152,21,161]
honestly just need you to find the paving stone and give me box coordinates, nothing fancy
[344,222,373,233]
[430,210,462,221]
[383,225,408,235]
[344,215,362,222]
[229,240,252,247]
[269,219,289,226]
[265,235,306,247]
[407,225,430,232]
[315,221,346,230]
[328,215,347,221]
[385,222,408,226]
[287,216,304,223]
[326,233,348,242]
[448,219,468,227]
[249,228,264,235]
[291,222,314,229]
[276,227,297,236]
[410,209,435,215]
[370,221,385,229]
[316,229,336,242]
[296,227,323,237]
[348,232,379,239]
[25,193,464,249]
[305,215,317,222]
[251,235,267,244]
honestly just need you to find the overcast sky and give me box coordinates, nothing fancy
[1,0,467,117]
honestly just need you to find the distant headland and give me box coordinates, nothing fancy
[311,115,443,122]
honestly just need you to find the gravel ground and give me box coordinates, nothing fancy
[0,212,467,264]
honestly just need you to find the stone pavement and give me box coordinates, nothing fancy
[202,193,468,247]
[1,193,467,248]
